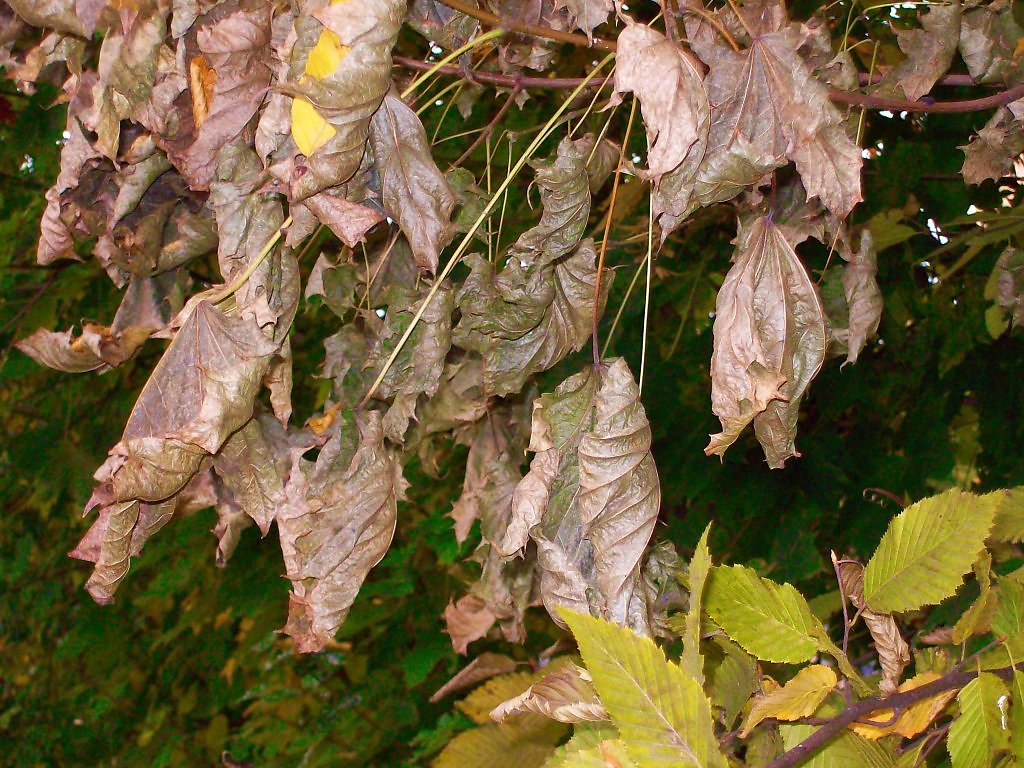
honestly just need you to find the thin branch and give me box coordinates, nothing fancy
[394,55,610,90]
[764,660,1024,768]
[451,82,521,167]
[418,2,1024,113]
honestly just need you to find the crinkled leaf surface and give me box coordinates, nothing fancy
[706,215,827,468]
[491,663,608,724]
[277,411,405,652]
[369,90,455,274]
[961,100,1024,186]
[882,4,962,102]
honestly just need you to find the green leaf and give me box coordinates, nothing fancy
[1010,668,1024,761]
[780,724,895,768]
[947,673,1010,768]
[560,609,727,768]
[681,524,712,684]
[992,577,1024,657]
[988,487,1024,544]
[704,564,821,663]
[862,489,997,613]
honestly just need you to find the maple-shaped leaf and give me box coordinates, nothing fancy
[212,416,286,537]
[613,23,710,237]
[277,411,406,652]
[369,90,456,275]
[880,4,961,102]
[504,359,660,634]
[707,214,827,467]
[286,0,403,200]
[87,300,279,522]
[961,99,1024,186]
[959,4,1024,84]
[690,19,862,217]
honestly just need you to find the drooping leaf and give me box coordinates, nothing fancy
[689,15,862,216]
[704,564,821,663]
[740,665,837,737]
[839,230,883,365]
[506,360,660,633]
[561,609,727,768]
[557,0,613,41]
[211,416,286,536]
[992,576,1024,657]
[445,594,498,655]
[369,90,456,275]
[430,653,520,703]
[880,4,962,102]
[961,101,1024,186]
[947,673,1010,768]
[862,489,997,614]
[836,559,909,695]
[613,23,710,238]
[491,663,608,724]
[277,411,406,652]
[952,552,997,645]
[706,215,828,468]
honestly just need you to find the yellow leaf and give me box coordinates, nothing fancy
[849,671,958,740]
[291,97,336,156]
[305,29,349,80]
[740,664,837,736]
[188,54,216,129]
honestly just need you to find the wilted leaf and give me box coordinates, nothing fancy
[959,5,1024,84]
[836,559,909,695]
[961,100,1024,186]
[212,417,286,536]
[881,4,962,102]
[947,673,1010,768]
[557,0,613,41]
[445,594,497,655]
[287,0,403,198]
[613,23,710,237]
[706,215,828,468]
[277,411,405,652]
[690,18,862,216]
[430,653,520,703]
[863,489,997,613]
[839,230,882,365]
[508,360,659,633]
[561,609,727,768]
[740,665,837,737]
[369,91,456,275]
[491,663,608,724]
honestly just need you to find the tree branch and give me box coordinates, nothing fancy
[764,661,1024,768]
[420,0,1024,113]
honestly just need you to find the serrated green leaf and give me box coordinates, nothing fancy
[988,487,1024,544]
[542,724,620,768]
[705,636,758,729]
[551,739,639,768]
[947,673,1010,768]
[703,564,820,663]
[863,489,997,613]
[560,609,727,768]
[1009,668,1024,761]
[993,578,1024,657]
[433,717,567,768]
[682,524,712,685]
[780,724,896,768]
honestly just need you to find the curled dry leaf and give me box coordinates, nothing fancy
[849,671,958,740]
[881,3,961,102]
[212,417,286,536]
[277,411,406,652]
[612,23,710,237]
[430,653,520,703]
[836,559,909,696]
[369,90,456,275]
[491,663,609,724]
[445,594,499,655]
[707,215,828,468]
[504,359,660,634]
[689,16,862,217]
[836,229,882,365]
[961,99,1024,186]
[557,0,613,41]
[287,0,403,199]
[959,4,1024,84]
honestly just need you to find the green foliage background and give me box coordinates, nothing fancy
[3,15,1024,767]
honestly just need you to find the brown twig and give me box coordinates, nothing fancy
[451,82,522,167]
[421,1,1024,113]
[763,661,1024,768]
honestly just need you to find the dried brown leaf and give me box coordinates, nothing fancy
[431,653,520,703]
[445,594,498,655]
[840,230,882,365]
[882,4,962,102]
[706,215,827,467]
[961,99,1024,186]
[491,663,609,723]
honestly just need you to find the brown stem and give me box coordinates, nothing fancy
[764,661,1024,768]
[451,82,522,166]
[425,1,1024,113]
